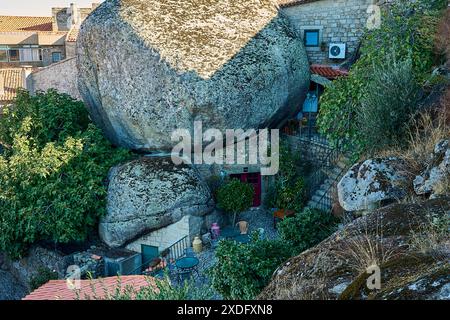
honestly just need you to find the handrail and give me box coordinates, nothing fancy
[129,235,190,275]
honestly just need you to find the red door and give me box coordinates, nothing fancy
[230,172,261,207]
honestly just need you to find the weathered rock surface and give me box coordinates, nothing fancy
[0,246,72,299]
[259,198,450,300]
[0,270,27,300]
[338,158,408,212]
[99,156,214,248]
[77,0,310,151]
[414,140,450,198]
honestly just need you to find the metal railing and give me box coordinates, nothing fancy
[304,141,342,200]
[165,236,190,263]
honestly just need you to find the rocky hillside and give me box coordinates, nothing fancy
[259,197,450,300]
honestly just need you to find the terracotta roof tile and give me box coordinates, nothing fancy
[310,64,349,80]
[0,68,24,102]
[23,275,155,300]
[0,16,53,32]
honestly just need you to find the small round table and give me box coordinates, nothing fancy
[175,257,200,282]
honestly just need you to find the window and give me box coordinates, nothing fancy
[19,46,42,62]
[304,30,320,47]
[8,49,20,62]
[0,49,7,62]
[52,52,62,63]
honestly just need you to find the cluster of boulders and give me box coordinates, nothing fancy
[338,140,449,213]
[76,0,310,249]
[260,197,450,300]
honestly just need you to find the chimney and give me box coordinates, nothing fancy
[21,66,33,91]
[69,3,81,27]
[0,73,4,97]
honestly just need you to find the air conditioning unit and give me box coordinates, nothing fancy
[329,43,346,59]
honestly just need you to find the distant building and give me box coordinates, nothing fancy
[0,3,99,69]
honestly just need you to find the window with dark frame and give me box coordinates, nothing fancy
[8,49,19,62]
[304,30,320,47]
[52,52,62,63]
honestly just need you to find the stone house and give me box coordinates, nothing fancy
[0,3,98,69]
[278,0,377,136]
[279,0,375,65]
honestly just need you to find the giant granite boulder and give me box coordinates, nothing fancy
[77,0,310,151]
[259,198,450,300]
[338,158,408,212]
[99,156,214,247]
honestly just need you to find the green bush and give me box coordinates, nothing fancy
[317,0,447,157]
[216,178,254,225]
[90,275,215,300]
[0,90,132,258]
[277,208,339,255]
[265,142,307,212]
[357,55,421,153]
[29,267,58,291]
[208,234,293,300]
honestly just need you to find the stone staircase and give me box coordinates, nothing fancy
[305,156,349,212]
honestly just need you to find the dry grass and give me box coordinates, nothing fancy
[408,207,450,261]
[378,105,450,195]
[335,217,399,274]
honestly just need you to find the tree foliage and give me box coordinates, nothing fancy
[264,142,307,212]
[216,178,254,224]
[317,0,447,156]
[0,90,131,258]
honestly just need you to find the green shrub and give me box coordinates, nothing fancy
[278,208,339,255]
[265,142,307,212]
[89,275,215,300]
[216,178,254,225]
[0,90,132,259]
[357,55,421,153]
[29,267,58,291]
[208,234,292,300]
[317,0,447,157]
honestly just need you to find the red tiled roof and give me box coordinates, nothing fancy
[23,275,155,300]
[310,64,349,80]
[0,16,53,32]
[277,0,322,8]
[0,68,24,102]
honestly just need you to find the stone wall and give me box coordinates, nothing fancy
[281,0,374,65]
[29,57,81,100]
[125,215,199,253]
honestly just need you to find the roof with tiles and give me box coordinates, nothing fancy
[23,275,155,300]
[310,64,349,80]
[0,16,53,32]
[0,68,24,102]
[277,0,322,8]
